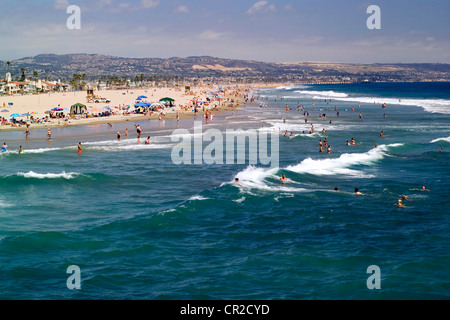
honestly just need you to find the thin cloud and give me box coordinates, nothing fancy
[198,31,229,41]
[174,5,190,14]
[141,0,160,9]
[54,0,69,10]
[247,1,276,15]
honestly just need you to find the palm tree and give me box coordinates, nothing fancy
[20,68,26,81]
[6,61,11,74]
[33,70,38,81]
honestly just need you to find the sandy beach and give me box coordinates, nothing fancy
[0,85,252,132]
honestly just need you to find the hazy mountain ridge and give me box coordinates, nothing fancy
[1,54,449,82]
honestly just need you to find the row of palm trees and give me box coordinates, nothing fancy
[5,63,39,82]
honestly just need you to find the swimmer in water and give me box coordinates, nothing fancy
[410,186,430,191]
[117,132,121,141]
[351,138,356,145]
[47,129,52,140]
[334,187,339,191]
[401,195,410,201]
[395,199,405,208]
[78,142,82,154]
[235,178,241,184]
[1,142,7,151]
[327,145,331,154]
[145,136,151,145]
[355,188,363,195]
[19,146,24,154]
[280,174,287,182]
[380,131,384,137]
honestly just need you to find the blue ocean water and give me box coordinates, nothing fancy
[0,82,449,299]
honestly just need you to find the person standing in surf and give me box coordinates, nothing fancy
[78,142,82,154]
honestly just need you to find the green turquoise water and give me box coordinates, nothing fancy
[0,82,449,299]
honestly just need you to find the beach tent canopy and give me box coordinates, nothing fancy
[134,102,151,108]
[70,103,87,115]
[137,95,148,100]
[159,97,175,102]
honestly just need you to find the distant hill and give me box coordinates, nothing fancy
[1,54,449,83]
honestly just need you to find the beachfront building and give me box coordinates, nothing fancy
[5,82,20,95]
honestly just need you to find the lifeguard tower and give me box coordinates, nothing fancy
[86,87,96,103]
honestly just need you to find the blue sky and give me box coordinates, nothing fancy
[0,0,449,63]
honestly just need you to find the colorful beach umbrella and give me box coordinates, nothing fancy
[134,102,150,107]
[159,97,175,102]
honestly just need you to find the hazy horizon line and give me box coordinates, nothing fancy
[1,53,449,66]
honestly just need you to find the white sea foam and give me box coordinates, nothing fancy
[310,95,450,115]
[276,85,307,90]
[24,147,70,154]
[0,199,12,208]
[295,90,349,98]
[234,166,306,192]
[430,136,450,143]
[188,195,210,201]
[233,197,246,203]
[88,143,174,152]
[279,87,450,115]
[14,171,82,179]
[286,144,403,178]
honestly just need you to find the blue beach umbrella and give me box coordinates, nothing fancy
[21,113,32,116]
[1,109,9,113]
[134,102,150,108]
[10,113,20,117]
[137,95,148,99]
